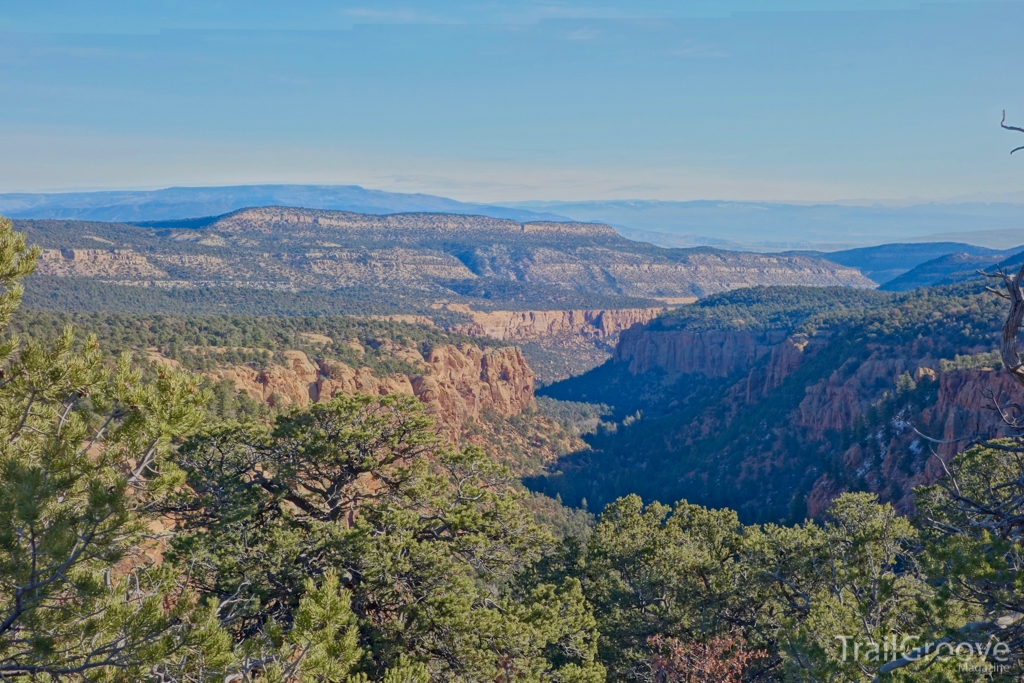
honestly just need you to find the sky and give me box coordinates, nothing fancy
[2,1,1024,203]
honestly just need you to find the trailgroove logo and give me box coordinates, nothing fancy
[835,635,1011,665]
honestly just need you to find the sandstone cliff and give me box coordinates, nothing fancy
[207,344,535,440]
[451,307,668,343]
[37,248,165,279]
[195,340,581,474]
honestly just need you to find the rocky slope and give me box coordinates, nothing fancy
[208,341,582,473]
[531,283,1021,522]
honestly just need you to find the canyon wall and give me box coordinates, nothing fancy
[613,326,788,378]
[206,343,535,439]
[805,366,1023,517]
[451,307,668,342]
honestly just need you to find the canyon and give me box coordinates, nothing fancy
[22,209,1020,527]
[532,284,1023,522]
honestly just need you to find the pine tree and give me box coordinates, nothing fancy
[0,215,239,680]
[170,393,606,681]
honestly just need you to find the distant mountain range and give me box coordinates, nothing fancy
[0,185,568,224]
[791,242,1017,285]
[3,185,1024,251]
[512,199,1024,251]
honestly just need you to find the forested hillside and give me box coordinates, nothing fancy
[804,242,1011,284]
[879,247,1024,291]
[10,211,1024,681]
[532,282,1019,523]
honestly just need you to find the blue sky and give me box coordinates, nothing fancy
[2,1,1023,202]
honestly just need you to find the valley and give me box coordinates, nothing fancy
[531,282,1020,522]
[16,208,1022,520]
[9,207,1024,682]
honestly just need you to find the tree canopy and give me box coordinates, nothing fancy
[5,209,1024,681]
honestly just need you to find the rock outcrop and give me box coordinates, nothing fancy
[744,333,817,403]
[451,307,668,342]
[37,248,165,279]
[208,344,535,439]
[932,369,1022,452]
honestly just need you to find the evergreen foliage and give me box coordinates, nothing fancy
[533,281,1011,521]
[6,214,1024,681]
[0,216,226,680]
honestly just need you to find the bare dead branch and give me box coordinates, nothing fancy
[1003,111,1024,135]
[1003,111,1024,154]
[980,262,1024,390]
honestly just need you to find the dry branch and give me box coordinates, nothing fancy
[983,264,1024,389]
[1002,110,1024,154]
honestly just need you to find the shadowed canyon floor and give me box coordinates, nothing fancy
[530,283,1024,523]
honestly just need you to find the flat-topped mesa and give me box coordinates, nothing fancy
[210,206,618,238]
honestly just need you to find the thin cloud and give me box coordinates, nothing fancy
[566,26,602,40]
[344,7,450,24]
[667,39,728,58]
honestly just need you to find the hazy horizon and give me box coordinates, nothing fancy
[3,1,1024,205]
[6,181,1024,208]
[6,183,1024,251]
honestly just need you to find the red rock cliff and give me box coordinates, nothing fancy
[208,344,535,439]
[453,308,669,342]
